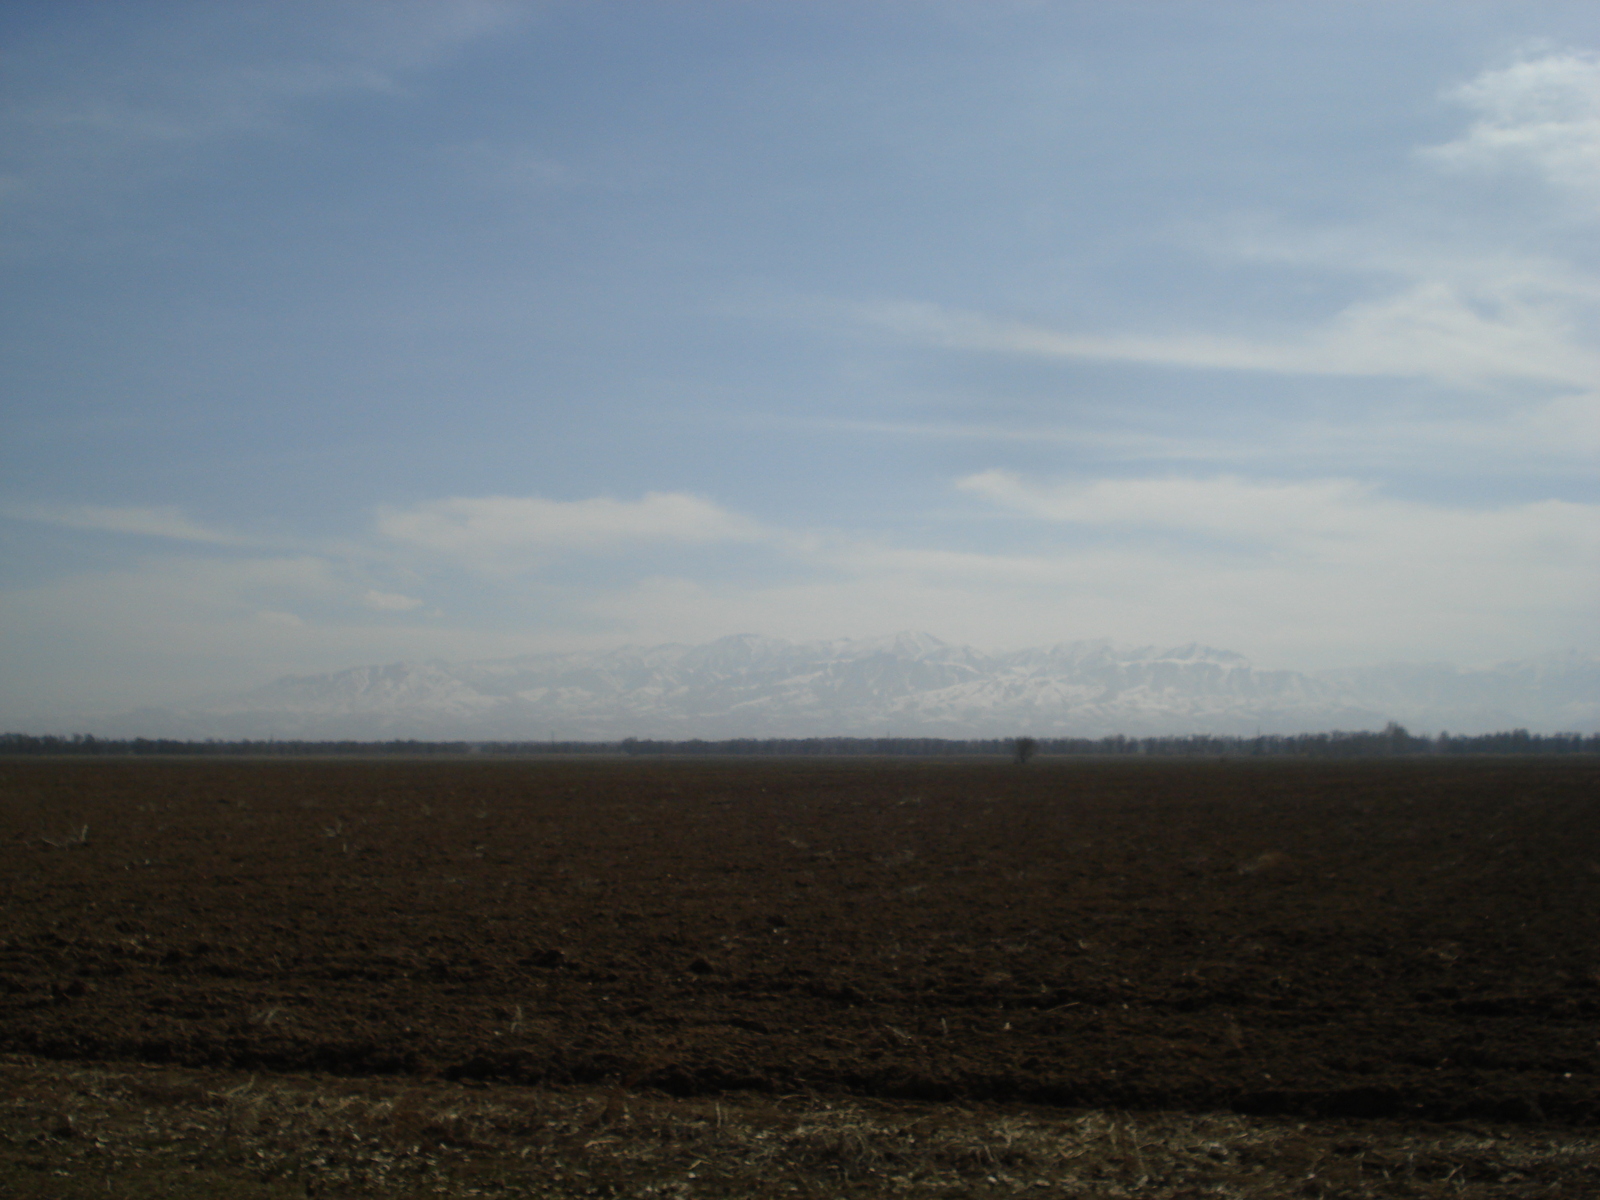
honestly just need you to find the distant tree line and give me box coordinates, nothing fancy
[0,734,605,757]
[619,727,1599,757]
[2,725,1596,757]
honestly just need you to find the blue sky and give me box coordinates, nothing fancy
[3,0,1598,721]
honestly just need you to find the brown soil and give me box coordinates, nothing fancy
[2,757,1597,1126]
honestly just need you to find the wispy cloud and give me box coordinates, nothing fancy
[956,469,1600,561]
[449,139,582,193]
[9,503,240,544]
[4,473,1595,715]
[1423,47,1600,199]
[580,474,1599,667]
[958,471,1374,541]
[861,48,1600,397]
[863,283,1599,390]
[376,493,765,567]
[363,589,424,612]
[1,0,528,210]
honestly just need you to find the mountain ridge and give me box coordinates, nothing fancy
[31,633,1600,740]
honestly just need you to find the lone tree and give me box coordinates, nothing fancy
[1013,736,1038,765]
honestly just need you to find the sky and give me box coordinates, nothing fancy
[3,0,1599,723]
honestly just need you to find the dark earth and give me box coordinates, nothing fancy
[3,757,1597,1127]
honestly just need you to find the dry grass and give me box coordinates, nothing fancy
[3,1055,1598,1198]
[36,822,89,850]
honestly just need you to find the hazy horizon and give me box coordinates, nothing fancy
[4,2,1598,725]
[10,630,1596,742]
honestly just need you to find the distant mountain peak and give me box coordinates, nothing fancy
[46,636,1600,741]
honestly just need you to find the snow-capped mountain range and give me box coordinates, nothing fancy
[51,633,1600,740]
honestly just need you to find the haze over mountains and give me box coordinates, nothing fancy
[44,634,1600,741]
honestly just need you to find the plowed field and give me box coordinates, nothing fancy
[3,757,1597,1126]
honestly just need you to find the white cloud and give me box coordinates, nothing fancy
[4,475,1595,722]
[376,493,764,565]
[363,589,424,612]
[8,503,239,544]
[863,50,1600,397]
[957,469,1600,557]
[957,471,1376,541]
[1526,390,1600,454]
[1424,48,1600,198]
[583,475,1599,668]
[950,470,1600,654]
[864,286,1600,390]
